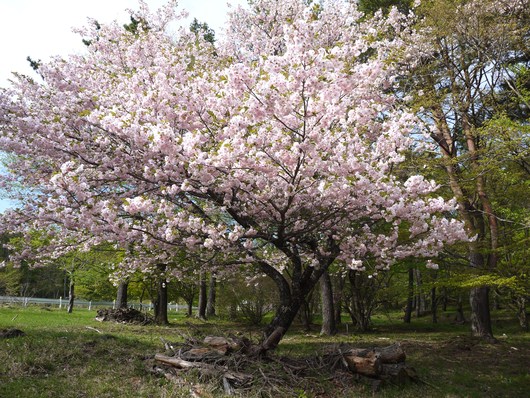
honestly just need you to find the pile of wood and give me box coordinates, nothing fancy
[95,307,153,324]
[339,343,417,389]
[151,336,417,395]
[153,335,254,395]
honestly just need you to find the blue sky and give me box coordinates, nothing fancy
[0,0,246,212]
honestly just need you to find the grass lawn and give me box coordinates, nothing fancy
[1,305,528,397]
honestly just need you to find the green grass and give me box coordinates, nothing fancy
[1,305,529,397]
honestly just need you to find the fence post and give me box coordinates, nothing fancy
[88,301,92,311]
[59,297,62,309]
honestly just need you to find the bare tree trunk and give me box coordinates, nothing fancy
[415,269,425,317]
[206,274,216,317]
[320,270,337,335]
[197,272,207,320]
[470,286,495,341]
[154,279,169,325]
[333,274,345,326]
[431,287,438,324]
[116,280,128,309]
[300,299,312,332]
[67,280,75,314]
[404,268,414,323]
[186,298,193,317]
[455,294,466,324]
[515,297,529,331]
[442,287,448,312]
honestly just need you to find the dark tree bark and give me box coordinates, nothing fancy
[515,297,529,331]
[206,274,216,317]
[153,279,169,325]
[258,254,336,352]
[115,280,129,309]
[441,287,448,312]
[415,269,425,317]
[186,298,193,317]
[455,293,466,324]
[470,286,495,341]
[67,280,75,314]
[404,268,414,323]
[333,274,345,326]
[431,287,438,324]
[320,270,337,335]
[299,299,312,332]
[197,272,207,320]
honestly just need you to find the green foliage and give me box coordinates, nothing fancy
[218,275,278,325]
[123,16,149,35]
[357,0,413,15]
[189,18,215,44]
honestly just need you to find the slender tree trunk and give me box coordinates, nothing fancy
[455,294,466,324]
[206,274,216,317]
[442,287,448,312]
[186,298,193,317]
[320,270,337,335]
[515,297,529,331]
[197,272,207,320]
[300,300,312,332]
[333,274,345,326]
[67,280,75,314]
[116,280,129,309]
[431,287,438,324]
[404,268,414,323]
[154,279,169,325]
[415,269,425,317]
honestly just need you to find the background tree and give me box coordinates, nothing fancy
[400,0,530,340]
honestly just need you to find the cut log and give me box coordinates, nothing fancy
[381,363,417,384]
[202,336,240,354]
[378,343,406,364]
[343,343,405,364]
[342,350,382,377]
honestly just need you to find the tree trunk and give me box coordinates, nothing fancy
[432,105,497,342]
[431,287,438,324]
[415,269,425,317]
[404,268,414,323]
[154,279,169,325]
[206,274,216,317]
[320,270,337,335]
[116,280,129,309]
[333,274,345,326]
[300,299,312,332]
[67,280,75,314]
[186,298,193,317]
[455,293,466,324]
[442,287,448,312]
[470,286,495,341]
[515,297,529,331]
[262,298,304,351]
[197,272,207,320]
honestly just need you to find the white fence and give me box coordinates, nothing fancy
[0,295,189,312]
